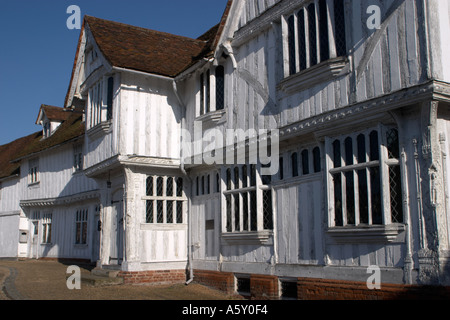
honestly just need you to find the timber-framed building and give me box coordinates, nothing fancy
[1,0,450,299]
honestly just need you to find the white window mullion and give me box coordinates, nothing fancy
[293,13,300,74]
[326,0,337,58]
[304,8,311,68]
[281,15,291,78]
[325,137,336,227]
[352,134,360,226]
[314,0,321,65]
[380,126,392,225]
[256,164,264,231]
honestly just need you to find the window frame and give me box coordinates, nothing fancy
[75,208,89,245]
[73,144,84,172]
[41,213,52,244]
[198,66,226,118]
[221,164,274,239]
[28,158,40,185]
[325,125,405,230]
[280,0,349,92]
[143,175,187,225]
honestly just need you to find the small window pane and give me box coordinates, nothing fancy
[333,173,343,226]
[370,167,382,224]
[157,200,164,223]
[358,170,369,224]
[345,171,355,225]
[157,177,164,197]
[288,15,296,75]
[176,201,183,223]
[345,137,353,165]
[386,128,400,159]
[301,150,309,175]
[357,134,366,163]
[242,165,248,188]
[226,195,232,232]
[334,0,347,57]
[166,177,173,197]
[308,3,318,67]
[234,193,240,231]
[313,147,321,173]
[319,0,330,62]
[167,201,174,223]
[297,9,307,71]
[250,191,257,231]
[146,200,154,223]
[333,140,341,168]
[216,66,225,110]
[389,166,403,223]
[243,192,249,231]
[279,157,284,179]
[176,177,183,197]
[292,152,299,177]
[263,190,273,230]
[369,131,379,161]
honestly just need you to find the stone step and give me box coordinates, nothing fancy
[91,267,120,278]
[81,274,124,287]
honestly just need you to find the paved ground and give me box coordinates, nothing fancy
[0,259,242,301]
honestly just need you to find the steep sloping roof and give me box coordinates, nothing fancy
[12,112,85,162]
[0,133,39,180]
[84,16,209,78]
[0,108,85,180]
[65,1,232,107]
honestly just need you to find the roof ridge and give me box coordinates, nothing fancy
[84,15,207,44]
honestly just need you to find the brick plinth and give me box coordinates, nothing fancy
[250,275,278,300]
[193,270,235,294]
[297,277,450,300]
[118,269,186,285]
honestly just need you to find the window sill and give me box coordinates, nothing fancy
[28,182,40,188]
[140,223,187,231]
[221,230,273,245]
[195,109,226,126]
[326,224,406,244]
[87,120,112,140]
[278,56,349,94]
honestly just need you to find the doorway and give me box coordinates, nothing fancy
[109,189,124,265]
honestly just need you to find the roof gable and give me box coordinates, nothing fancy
[84,16,209,78]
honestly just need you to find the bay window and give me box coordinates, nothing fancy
[326,126,404,229]
[144,176,186,224]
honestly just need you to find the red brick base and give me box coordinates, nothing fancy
[193,269,450,300]
[297,277,450,300]
[250,275,279,300]
[193,269,235,294]
[118,269,186,285]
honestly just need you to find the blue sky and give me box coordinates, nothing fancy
[0,0,227,145]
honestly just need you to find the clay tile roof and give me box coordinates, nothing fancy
[12,112,85,162]
[0,133,39,180]
[0,109,85,180]
[85,16,209,78]
[37,105,72,123]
